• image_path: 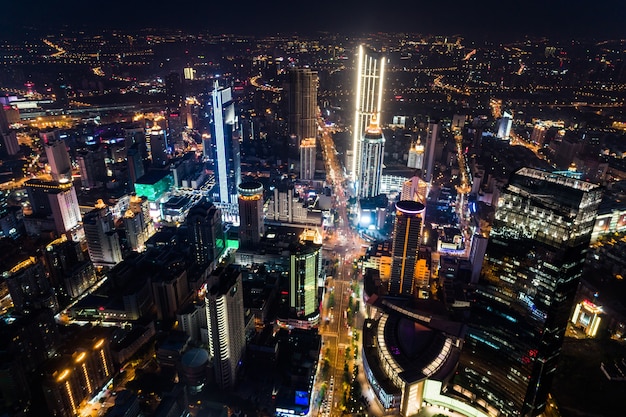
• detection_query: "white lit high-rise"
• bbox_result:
[211,80,241,208]
[357,116,385,199]
[352,45,385,185]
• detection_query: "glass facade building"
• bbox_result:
[453,168,602,416]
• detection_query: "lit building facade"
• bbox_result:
[42,336,113,417]
[453,168,602,417]
[205,265,246,389]
[358,117,385,199]
[147,124,169,167]
[288,242,322,328]
[211,81,241,207]
[25,179,82,236]
[300,138,316,181]
[83,206,123,268]
[389,201,425,296]
[237,181,265,250]
[3,256,59,314]
[407,140,424,170]
[423,121,439,183]
[43,133,72,182]
[352,45,385,182]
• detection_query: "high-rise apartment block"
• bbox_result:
[205,265,245,389]
[352,45,385,182]
[389,201,425,296]
[83,206,123,268]
[3,257,59,314]
[289,241,322,326]
[453,168,602,416]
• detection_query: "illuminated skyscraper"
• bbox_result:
[4,257,59,314]
[237,181,264,250]
[289,241,322,326]
[357,116,385,199]
[453,168,602,417]
[352,45,385,182]
[211,81,241,207]
[287,68,318,143]
[25,179,81,236]
[389,201,425,296]
[407,139,424,170]
[299,138,316,181]
[205,265,245,389]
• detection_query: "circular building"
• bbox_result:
[180,348,210,393]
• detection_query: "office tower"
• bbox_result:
[4,256,59,313]
[287,68,318,142]
[300,138,316,180]
[150,260,189,321]
[183,67,196,80]
[389,201,425,296]
[497,110,513,139]
[44,235,97,303]
[83,206,123,267]
[205,265,245,389]
[123,124,148,158]
[76,147,107,189]
[25,179,82,236]
[0,104,19,157]
[147,124,169,167]
[358,116,385,199]
[211,81,241,207]
[401,175,429,204]
[237,181,264,250]
[454,168,602,417]
[423,121,439,183]
[43,133,72,182]
[352,45,385,181]
[289,242,322,323]
[186,199,225,266]
[127,144,145,187]
[407,139,424,170]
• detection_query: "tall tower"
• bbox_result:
[211,81,241,207]
[186,199,225,266]
[357,116,385,199]
[352,45,385,181]
[289,241,322,322]
[454,168,602,417]
[205,265,245,389]
[43,133,72,182]
[287,68,318,142]
[76,147,107,189]
[423,121,439,183]
[237,181,264,250]
[83,205,123,268]
[147,124,168,167]
[299,138,316,181]
[389,201,425,296]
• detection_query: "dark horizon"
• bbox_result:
[1,0,626,40]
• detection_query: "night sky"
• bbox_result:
[1,0,625,39]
